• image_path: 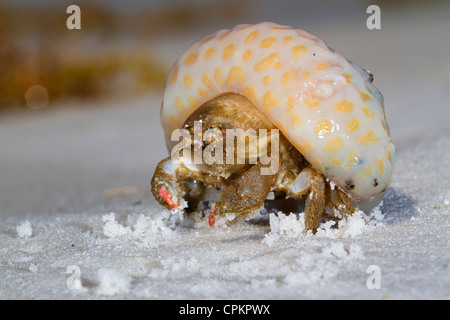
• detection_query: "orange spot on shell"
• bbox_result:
[254,52,279,72]
[263,91,279,111]
[263,76,272,85]
[305,97,319,108]
[184,52,198,65]
[335,99,354,112]
[260,37,276,48]
[358,130,380,144]
[361,166,373,179]
[329,157,341,166]
[325,138,343,153]
[376,158,384,176]
[315,119,333,136]
[198,87,208,99]
[387,149,392,162]
[184,75,193,88]
[242,49,252,61]
[214,68,223,87]
[292,45,307,58]
[316,62,329,70]
[342,73,352,84]
[301,71,311,79]
[285,96,295,114]
[360,91,372,102]
[169,67,178,85]
[226,66,245,88]
[174,97,189,116]
[347,118,360,132]
[291,113,301,129]
[343,151,360,168]
[202,74,213,90]
[222,43,235,60]
[362,107,374,118]
[242,85,257,101]
[283,36,293,42]
[204,48,215,59]
[281,69,297,86]
[188,96,198,108]
[245,31,258,43]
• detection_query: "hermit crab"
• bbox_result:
[151,22,395,232]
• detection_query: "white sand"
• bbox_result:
[16,221,33,239]
[0,2,449,299]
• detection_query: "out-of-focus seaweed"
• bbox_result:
[0,1,248,112]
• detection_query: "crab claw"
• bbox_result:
[152,156,208,214]
[151,157,184,212]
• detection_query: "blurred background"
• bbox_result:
[1,0,447,113]
[0,0,449,218]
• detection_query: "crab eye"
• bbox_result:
[367,71,374,83]
[350,61,374,83]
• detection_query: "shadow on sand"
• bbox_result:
[246,187,416,227]
[380,187,416,223]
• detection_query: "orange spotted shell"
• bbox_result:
[160,22,395,209]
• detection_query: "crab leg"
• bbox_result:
[304,171,326,233]
[209,162,277,226]
[329,186,356,218]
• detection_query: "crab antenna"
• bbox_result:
[157,188,179,209]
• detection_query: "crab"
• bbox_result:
[151,22,395,232]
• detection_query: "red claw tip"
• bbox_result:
[157,188,179,209]
[208,207,215,227]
